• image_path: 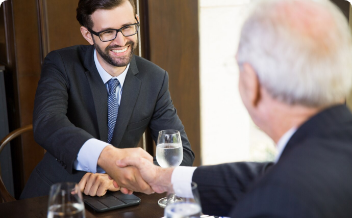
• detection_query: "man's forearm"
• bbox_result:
[97,145,116,171]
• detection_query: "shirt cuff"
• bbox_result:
[73,138,109,173]
[171,166,197,198]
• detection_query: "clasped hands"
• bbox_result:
[79,145,173,197]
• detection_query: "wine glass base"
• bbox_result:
[158,197,168,208]
[158,195,183,208]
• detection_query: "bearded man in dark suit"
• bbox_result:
[117,0,352,217]
[20,0,194,199]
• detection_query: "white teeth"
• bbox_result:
[112,47,128,53]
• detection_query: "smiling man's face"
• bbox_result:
[90,0,138,69]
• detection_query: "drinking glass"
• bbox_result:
[47,182,85,218]
[156,129,183,207]
[164,182,202,218]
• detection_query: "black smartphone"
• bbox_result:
[83,191,141,212]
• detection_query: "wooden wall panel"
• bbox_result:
[2,0,89,198]
[39,0,88,56]
[0,3,19,197]
[8,0,43,197]
[0,6,6,63]
[331,0,350,20]
[147,0,201,166]
[12,0,42,196]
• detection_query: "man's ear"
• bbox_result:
[135,14,140,22]
[242,63,261,108]
[80,26,94,45]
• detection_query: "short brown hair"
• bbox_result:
[76,0,136,29]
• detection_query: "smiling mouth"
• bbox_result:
[111,46,128,54]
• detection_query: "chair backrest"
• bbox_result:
[0,124,33,203]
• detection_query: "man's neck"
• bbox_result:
[261,99,323,144]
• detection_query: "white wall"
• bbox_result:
[200,0,276,165]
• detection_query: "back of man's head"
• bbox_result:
[76,0,136,29]
[237,0,352,107]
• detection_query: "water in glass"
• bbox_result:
[47,203,84,218]
[164,182,202,218]
[156,143,183,168]
[164,202,202,218]
[47,182,85,218]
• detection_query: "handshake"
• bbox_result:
[78,145,174,196]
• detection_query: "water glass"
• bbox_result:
[156,129,183,168]
[47,182,85,218]
[156,129,183,207]
[164,182,202,218]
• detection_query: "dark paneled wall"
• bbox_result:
[146,0,200,166]
[0,66,14,197]
[12,0,42,196]
[1,0,88,198]
[0,0,42,198]
[330,0,350,20]
[37,0,88,59]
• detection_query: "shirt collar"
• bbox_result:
[94,49,129,87]
[274,127,296,163]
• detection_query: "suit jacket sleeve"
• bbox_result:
[148,71,195,166]
[33,51,93,174]
[230,181,310,218]
[193,162,274,216]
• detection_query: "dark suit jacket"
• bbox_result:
[193,104,352,218]
[21,45,194,199]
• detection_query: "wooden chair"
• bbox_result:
[0,124,33,203]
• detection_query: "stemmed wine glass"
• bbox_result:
[156,129,183,208]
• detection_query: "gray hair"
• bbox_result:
[237,0,352,107]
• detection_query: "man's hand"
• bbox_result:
[116,156,174,194]
[109,175,133,195]
[97,146,154,194]
[78,173,120,196]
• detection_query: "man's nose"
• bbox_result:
[111,31,126,45]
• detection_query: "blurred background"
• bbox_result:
[0,0,350,199]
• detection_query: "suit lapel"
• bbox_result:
[83,46,108,142]
[111,56,141,147]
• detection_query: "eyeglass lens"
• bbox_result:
[100,25,138,41]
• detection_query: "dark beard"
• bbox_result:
[94,40,136,67]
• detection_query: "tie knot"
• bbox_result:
[107,79,120,96]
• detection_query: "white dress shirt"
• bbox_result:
[172,128,297,198]
[274,127,296,163]
[73,49,129,173]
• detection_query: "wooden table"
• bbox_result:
[0,193,165,217]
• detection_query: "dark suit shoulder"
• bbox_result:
[232,177,311,218]
[134,55,166,76]
[44,45,90,65]
[49,44,90,54]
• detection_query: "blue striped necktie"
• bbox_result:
[107,78,120,143]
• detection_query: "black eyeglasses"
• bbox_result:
[88,19,139,42]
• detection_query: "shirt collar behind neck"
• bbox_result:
[94,49,129,87]
[274,127,297,163]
